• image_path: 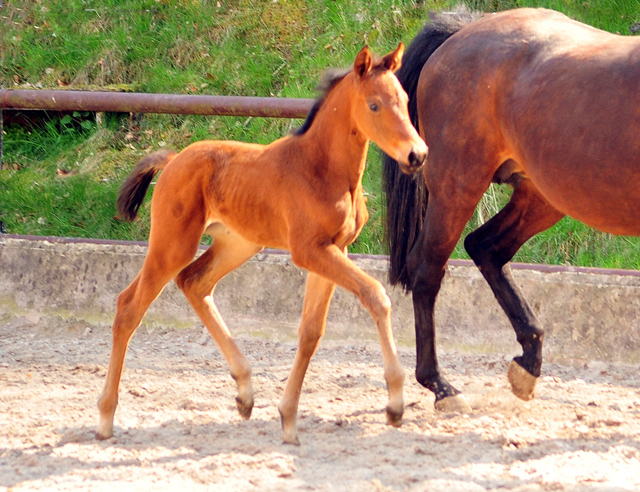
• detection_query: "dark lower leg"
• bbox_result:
[464,180,563,394]
[407,194,484,408]
[412,279,461,401]
[479,263,544,376]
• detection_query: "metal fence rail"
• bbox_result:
[0,89,316,165]
[0,89,314,118]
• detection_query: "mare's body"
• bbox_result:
[383,8,640,409]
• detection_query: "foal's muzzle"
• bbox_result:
[400,147,427,174]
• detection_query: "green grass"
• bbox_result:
[2,0,640,268]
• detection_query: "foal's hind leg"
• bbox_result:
[464,178,564,400]
[278,272,336,445]
[97,242,198,439]
[175,228,262,419]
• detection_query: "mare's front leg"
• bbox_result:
[278,272,336,445]
[407,189,482,412]
[464,178,564,400]
[292,244,405,427]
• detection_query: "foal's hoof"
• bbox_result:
[435,394,471,414]
[386,405,404,427]
[279,411,301,445]
[96,419,114,440]
[235,396,254,420]
[282,432,301,446]
[95,430,112,441]
[508,360,537,401]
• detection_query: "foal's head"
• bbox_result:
[351,44,427,173]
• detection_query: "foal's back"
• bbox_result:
[151,137,301,251]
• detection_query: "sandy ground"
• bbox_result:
[1,319,639,491]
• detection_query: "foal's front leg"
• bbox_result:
[278,272,336,445]
[291,244,405,428]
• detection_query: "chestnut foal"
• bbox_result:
[97,44,427,445]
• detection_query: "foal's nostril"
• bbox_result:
[408,150,426,169]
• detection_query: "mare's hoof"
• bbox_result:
[434,394,471,414]
[508,360,537,401]
[235,396,254,420]
[386,405,404,427]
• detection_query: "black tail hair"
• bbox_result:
[117,149,177,222]
[382,7,480,290]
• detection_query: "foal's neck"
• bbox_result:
[301,73,369,186]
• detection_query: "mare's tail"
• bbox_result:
[117,149,178,222]
[382,7,480,291]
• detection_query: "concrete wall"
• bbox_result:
[1,235,639,364]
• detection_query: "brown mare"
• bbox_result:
[383,8,640,411]
[97,45,427,445]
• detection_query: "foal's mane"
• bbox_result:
[292,68,350,136]
[292,54,386,136]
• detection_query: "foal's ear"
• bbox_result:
[354,46,373,78]
[382,43,404,72]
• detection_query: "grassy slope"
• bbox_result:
[1,0,640,267]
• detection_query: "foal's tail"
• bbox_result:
[117,149,178,222]
[382,7,479,290]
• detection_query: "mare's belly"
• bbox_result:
[534,179,640,236]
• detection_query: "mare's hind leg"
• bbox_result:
[278,272,336,445]
[97,240,200,439]
[464,178,564,400]
[175,227,262,419]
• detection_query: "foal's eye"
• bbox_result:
[368,102,380,112]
